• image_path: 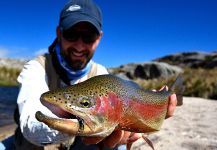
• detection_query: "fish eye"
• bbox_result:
[77,96,94,108]
[79,99,91,108]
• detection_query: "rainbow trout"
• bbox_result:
[36,74,183,147]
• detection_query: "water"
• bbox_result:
[0,86,19,126]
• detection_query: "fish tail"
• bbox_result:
[169,75,185,106]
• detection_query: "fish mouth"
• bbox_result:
[35,110,90,135]
[38,97,90,135]
[76,116,85,132]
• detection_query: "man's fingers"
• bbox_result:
[127,133,142,143]
[159,85,168,91]
[103,130,124,148]
[152,85,168,92]
[166,94,177,119]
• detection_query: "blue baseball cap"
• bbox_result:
[59,0,102,33]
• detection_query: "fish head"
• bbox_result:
[38,82,121,137]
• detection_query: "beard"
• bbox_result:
[62,48,94,71]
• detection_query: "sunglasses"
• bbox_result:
[62,29,99,44]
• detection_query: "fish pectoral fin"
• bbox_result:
[142,135,155,150]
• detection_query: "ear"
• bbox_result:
[56,26,61,41]
[97,31,103,41]
[99,31,103,39]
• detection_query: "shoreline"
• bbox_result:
[0,123,17,141]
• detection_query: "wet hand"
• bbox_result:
[166,93,177,118]
[82,130,142,148]
[157,86,177,119]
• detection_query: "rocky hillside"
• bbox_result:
[154,51,217,69]
[108,51,217,100]
[109,51,217,80]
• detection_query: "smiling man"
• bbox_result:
[57,22,102,71]
[14,0,178,150]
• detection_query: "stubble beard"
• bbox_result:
[63,49,93,71]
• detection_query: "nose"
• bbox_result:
[73,37,86,52]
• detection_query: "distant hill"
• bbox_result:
[0,58,26,70]
[154,51,217,69]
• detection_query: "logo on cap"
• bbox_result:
[66,5,81,12]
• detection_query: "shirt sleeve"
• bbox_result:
[17,60,74,146]
[95,63,109,75]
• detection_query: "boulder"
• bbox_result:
[108,62,182,80]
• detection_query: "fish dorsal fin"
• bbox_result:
[169,75,185,106]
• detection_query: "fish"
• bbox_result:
[35,74,183,149]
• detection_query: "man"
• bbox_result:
[15,0,177,149]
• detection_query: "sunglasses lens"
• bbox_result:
[62,30,79,42]
[82,32,98,43]
[62,30,99,44]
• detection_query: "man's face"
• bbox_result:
[57,22,102,70]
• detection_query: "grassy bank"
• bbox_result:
[0,67,21,86]
[136,67,217,100]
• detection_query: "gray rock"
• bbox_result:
[108,62,182,80]
[134,62,182,79]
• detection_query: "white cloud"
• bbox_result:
[34,48,48,56]
[0,46,48,59]
[0,47,9,58]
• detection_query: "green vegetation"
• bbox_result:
[135,67,217,100]
[0,67,21,86]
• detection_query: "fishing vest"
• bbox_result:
[35,53,98,90]
[14,53,98,150]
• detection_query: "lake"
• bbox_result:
[0,86,19,126]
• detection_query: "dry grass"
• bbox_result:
[135,67,217,100]
[0,67,21,86]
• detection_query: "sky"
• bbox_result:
[0,0,217,68]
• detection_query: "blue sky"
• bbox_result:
[0,0,216,68]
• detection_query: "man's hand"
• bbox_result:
[157,86,178,118]
[82,130,142,148]
[166,93,177,118]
